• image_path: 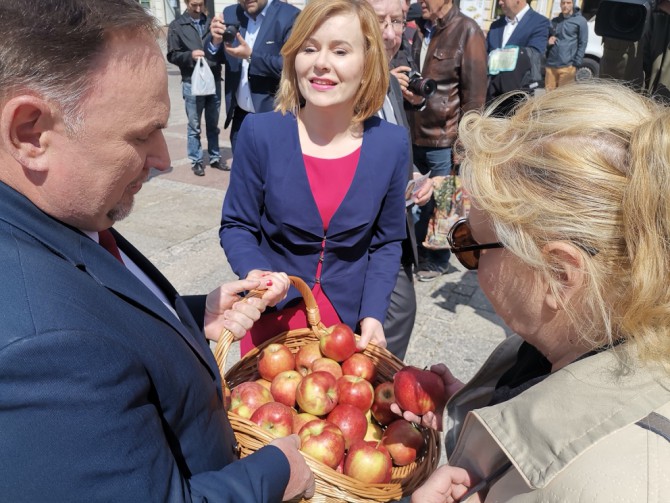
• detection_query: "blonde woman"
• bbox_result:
[406,81,670,502]
[219,0,409,355]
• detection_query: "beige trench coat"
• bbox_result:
[444,335,670,502]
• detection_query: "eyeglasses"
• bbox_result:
[447,218,504,270]
[379,18,406,33]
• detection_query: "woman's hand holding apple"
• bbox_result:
[390,364,464,431]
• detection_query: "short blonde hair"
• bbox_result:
[275,0,389,124]
[457,81,670,370]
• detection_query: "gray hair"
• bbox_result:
[0,0,159,133]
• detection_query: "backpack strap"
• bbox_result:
[636,412,670,443]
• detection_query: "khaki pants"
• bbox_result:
[545,66,577,90]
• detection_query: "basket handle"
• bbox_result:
[213,275,325,386]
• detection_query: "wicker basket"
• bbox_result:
[213,276,441,503]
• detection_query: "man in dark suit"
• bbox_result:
[0,1,314,501]
[486,0,550,100]
[207,0,300,154]
[368,0,434,359]
[167,0,225,176]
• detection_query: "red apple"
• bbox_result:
[341,353,377,382]
[371,381,396,426]
[295,371,339,416]
[310,357,343,380]
[336,375,374,413]
[257,343,296,381]
[298,419,345,469]
[327,404,368,449]
[255,378,272,391]
[381,419,425,466]
[295,342,323,376]
[344,440,393,484]
[364,422,383,442]
[320,323,357,362]
[393,366,446,416]
[270,370,303,408]
[229,381,273,419]
[250,402,294,438]
[293,412,319,434]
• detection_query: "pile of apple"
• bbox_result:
[227,323,445,485]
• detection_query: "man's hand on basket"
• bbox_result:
[203,279,268,342]
[270,434,316,501]
[390,364,464,431]
[357,317,386,351]
[245,269,291,307]
[410,464,479,503]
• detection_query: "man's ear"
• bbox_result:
[542,241,585,311]
[0,95,56,172]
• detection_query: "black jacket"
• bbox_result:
[167,12,221,83]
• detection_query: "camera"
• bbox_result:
[222,24,239,44]
[407,70,437,98]
[593,0,654,41]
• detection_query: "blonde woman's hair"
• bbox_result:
[457,80,670,371]
[274,0,389,124]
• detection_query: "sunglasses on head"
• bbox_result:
[447,218,504,270]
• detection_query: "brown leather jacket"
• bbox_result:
[408,5,487,148]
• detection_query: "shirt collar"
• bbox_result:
[506,3,530,24]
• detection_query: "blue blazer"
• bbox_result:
[486,9,550,55]
[207,1,300,128]
[0,181,289,502]
[220,112,409,329]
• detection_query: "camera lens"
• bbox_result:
[408,75,437,98]
[222,25,238,44]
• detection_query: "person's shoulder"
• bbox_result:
[455,9,485,31]
[528,9,551,24]
[367,117,408,142]
[273,0,301,17]
[244,111,296,135]
[489,16,506,29]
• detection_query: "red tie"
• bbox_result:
[98,229,124,264]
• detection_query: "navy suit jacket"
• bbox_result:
[388,75,419,268]
[220,112,409,329]
[207,1,299,127]
[0,181,289,502]
[486,9,550,55]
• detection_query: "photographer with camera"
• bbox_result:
[167,0,223,177]
[207,0,300,154]
[401,0,487,282]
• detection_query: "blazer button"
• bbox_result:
[232,441,241,458]
[315,277,321,284]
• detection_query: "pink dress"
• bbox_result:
[240,147,362,356]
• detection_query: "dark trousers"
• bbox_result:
[230,106,250,155]
[383,264,416,360]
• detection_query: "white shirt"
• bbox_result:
[86,231,180,320]
[501,4,530,48]
[236,0,274,113]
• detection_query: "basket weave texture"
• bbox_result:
[214,276,441,503]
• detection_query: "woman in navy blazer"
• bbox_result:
[220,0,409,353]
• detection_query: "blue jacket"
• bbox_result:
[207,1,300,128]
[220,111,409,329]
[0,181,289,502]
[546,8,588,68]
[486,8,550,55]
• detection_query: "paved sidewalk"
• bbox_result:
[116,56,510,390]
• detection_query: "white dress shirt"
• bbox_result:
[502,4,530,48]
[236,0,274,113]
[86,231,180,320]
